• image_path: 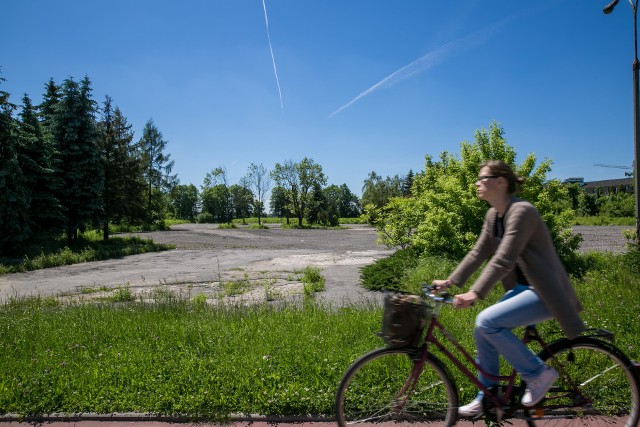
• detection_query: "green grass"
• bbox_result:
[0,296,380,419]
[300,266,326,296]
[572,216,635,226]
[0,252,637,419]
[0,233,174,275]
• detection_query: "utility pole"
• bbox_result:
[603,0,640,246]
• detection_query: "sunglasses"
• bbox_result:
[477,175,500,181]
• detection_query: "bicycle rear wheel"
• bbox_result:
[533,337,640,427]
[335,347,458,427]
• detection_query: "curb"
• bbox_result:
[0,413,336,424]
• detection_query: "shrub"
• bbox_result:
[360,248,420,291]
[373,121,581,265]
[196,212,215,224]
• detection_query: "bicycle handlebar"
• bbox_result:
[421,283,455,304]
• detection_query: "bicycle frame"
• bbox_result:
[416,308,551,415]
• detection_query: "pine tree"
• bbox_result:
[402,169,414,197]
[39,79,61,140]
[97,97,145,238]
[18,94,63,238]
[0,78,31,253]
[52,76,104,242]
[138,119,178,223]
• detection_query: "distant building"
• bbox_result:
[582,178,633,195]
[562,177,585,186]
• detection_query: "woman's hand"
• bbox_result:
[453,290,478,309]
[432,279,453,291]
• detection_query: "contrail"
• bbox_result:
[262,0,283,110]
[327,20,509,118]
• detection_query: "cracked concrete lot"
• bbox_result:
[0,223,393,305]
[0,223,630,305]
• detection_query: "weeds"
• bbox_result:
[1,252,636,419]
[0,234,174,275]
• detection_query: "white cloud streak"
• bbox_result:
[327,20,510,118]
[262,0,284,110]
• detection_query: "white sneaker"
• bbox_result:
[458,398,483,417]
[522,366,559,407]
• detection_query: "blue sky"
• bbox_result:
[2,0,635,196]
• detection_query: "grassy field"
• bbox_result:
[0,251,638,419]
[572,216,635,226]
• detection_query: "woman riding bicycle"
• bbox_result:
[433,160,585,417]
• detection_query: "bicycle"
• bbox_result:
[335,284,640,426]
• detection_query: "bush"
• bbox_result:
[196,212,215,224]
[360,248,420,291]
[373,121,581,265]
[218,222,237,229]
[598,192,635,218]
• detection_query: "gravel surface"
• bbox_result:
[0,224,631,304]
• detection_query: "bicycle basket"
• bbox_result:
[379,292,430,348]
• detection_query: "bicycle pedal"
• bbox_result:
[531,408,544,418]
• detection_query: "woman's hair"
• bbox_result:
[480,160,525,194]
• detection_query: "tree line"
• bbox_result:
[2,72,418,256]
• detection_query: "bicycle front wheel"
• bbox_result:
[535,337,640,427]
[335,347,458,427]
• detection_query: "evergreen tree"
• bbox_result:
[402,170,414,197]
[139,119,178,223]
[52,76,104,242]
[18,94,63,238]
[306,183,328,225]
[0,78,31,253]
[39,79,61,140]
[97,97,146,237]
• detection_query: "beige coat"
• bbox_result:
[448,198,585,339]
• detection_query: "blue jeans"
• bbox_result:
[473,284,552,400]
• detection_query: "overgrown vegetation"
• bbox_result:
[0,232,174,275]
[368,121,587,268]
[572,216,635,226]
[300,266,326,296]
[0,250,637,419]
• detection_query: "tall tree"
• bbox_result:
[337,183,361,217]
[97,97,146,238]
[307,183,331,225]
[229,182,253,223]
[52,76,104,242]
[138,119,178,223]
[271,160,298,224]
[270,185,291,223]
[272,158,326,226]
[0,77,31,253]
[201,167,231,222]
[402,170,414,197]
[39,79,61,138]
[170,184,199,221]
[246,162,271,225]
[18,94,63,238]
[201,184,231,223]
[361,171,403,210]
